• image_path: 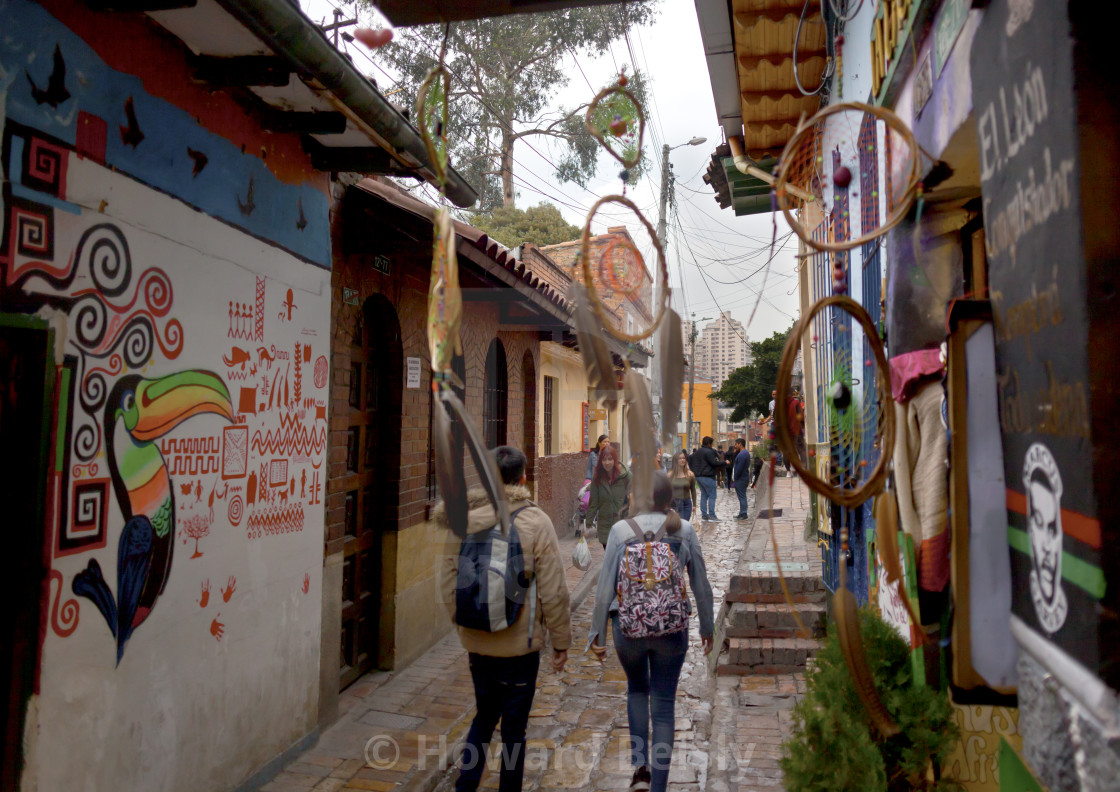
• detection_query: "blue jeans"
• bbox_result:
[734,480,749,517]
[696,476,717,519]
[673,498,692,521]
[456,652,539,792]
[611,616,688,792]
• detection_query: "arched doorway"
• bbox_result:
[521,351,536,486]
[483,339,507,449]
[340,294,401,688]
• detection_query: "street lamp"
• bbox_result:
[686,313,712,449]
[652,135,709,440]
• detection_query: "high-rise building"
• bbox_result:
[697,311,750,389]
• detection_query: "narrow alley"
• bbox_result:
[263,476,814,792]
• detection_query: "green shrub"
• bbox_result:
[780,606,960,791]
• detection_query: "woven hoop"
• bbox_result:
[774,102,922,253]
[579,195,669,344]
[774,295,895,508]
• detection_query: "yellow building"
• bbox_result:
[679,377,719,451]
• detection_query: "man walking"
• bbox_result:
[788,387,807,473]
[688,436,726,521]
[438,446,571,792]
[731,438,750,520]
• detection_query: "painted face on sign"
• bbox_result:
[1023,442,1068,634]
[1028,475,1062,605]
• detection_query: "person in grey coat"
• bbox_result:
[587,472,714,792]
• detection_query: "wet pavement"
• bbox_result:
[264,477,815,792]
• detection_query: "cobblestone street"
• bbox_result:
[265,476,815,792]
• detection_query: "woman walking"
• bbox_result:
[587,472,714,792]
[669,451,697,522]
[586,444,631,548]
[585,434,610,481]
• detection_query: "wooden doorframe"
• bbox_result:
[0,315,54,792]
[521,351,536,485]
[338,296,401,689]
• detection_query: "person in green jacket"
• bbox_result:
[587,444,632,548]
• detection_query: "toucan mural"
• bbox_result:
[73,371,234,662]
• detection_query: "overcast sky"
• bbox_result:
[301,0,801,345]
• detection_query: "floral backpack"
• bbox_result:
[616,518,689,638]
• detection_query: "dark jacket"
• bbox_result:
[688,445,726,477]
[733,448,751,482]
[587,465,632,545]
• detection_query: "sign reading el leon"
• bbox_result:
[971,0,1104,681]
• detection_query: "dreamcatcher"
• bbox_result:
[765,102,934,736]
[421,40,509,539]
[569,75,684,515]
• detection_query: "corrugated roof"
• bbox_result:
[730,0,828,157]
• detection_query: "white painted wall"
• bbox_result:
[22,155,329,791]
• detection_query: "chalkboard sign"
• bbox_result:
[971,0,1103,682]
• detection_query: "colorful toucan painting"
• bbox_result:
[73,370,234,664]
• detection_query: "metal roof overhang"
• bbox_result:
[696,0,830,215]
[91,0,477,207]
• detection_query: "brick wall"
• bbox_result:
[535,452,590,539]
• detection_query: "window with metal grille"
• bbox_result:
[483,339,508,449]
[543,375,556,456]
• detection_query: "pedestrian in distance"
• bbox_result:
[723,443,737,490]
[586,434,610,481]
[669,450,697,521]
[437,446,572,792]
[687,436,726,521]
[750,439,767,488]
[731,438,750,519]
[587,472,715,792]
[788,387,807,474]
[587,444,632,548]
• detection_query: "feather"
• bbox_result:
[624,368,656,514]
[432,393,468,538]
[569,283,618,411]
[442,390,510,535]
[659,309,684,447]
[835,584,900,737]
[428,208,463,382]
[874,491,925,642]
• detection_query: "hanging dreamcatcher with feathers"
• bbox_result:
[569,74,684,516]
[766,102,937,737]
[421,42,509,539]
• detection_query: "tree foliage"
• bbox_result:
[710,325,793,422]
[470,202,580,248]
[780,607,961,792]
[368,4,658,211]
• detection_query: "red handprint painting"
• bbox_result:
[221,576,236,603]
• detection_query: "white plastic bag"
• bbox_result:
[571,530,592,571]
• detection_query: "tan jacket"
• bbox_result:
[435,484,572,656]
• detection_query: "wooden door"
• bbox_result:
[339,303,397,688]
[1,320,51,791]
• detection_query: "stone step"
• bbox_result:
[726,569,828,603]
[715,637,822,676]
[724,601,827,639]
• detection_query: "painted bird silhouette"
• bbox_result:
[296,196,307,231]
[26,44,70,108]
[237,177,256,216]
[120,96,144,148]
[187,147,208,176]
[73,370,233,664]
